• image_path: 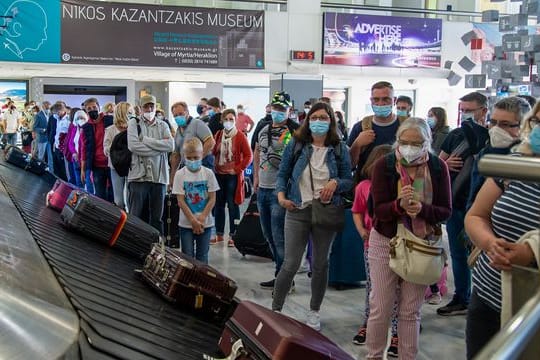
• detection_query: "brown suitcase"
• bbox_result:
[217,301,354,360]
[142,244,237,318]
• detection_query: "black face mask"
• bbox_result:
[88,110,99,120]
[196,104,205,116]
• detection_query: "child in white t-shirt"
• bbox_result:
[172,138,219,264]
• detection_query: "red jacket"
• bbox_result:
[213,130,252,175]
[89,114,108,169]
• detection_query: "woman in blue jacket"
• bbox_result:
[271,101,352,331]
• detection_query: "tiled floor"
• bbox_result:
[208,231,467,360]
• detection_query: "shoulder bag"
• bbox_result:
[308,153,345,232]
[389,223,446,285]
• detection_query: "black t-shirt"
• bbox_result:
[208,112,223,135]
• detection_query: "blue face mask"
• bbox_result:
[207,109,215,117]
[309,120,330,136]
[185,159,202,172]
[175,115,187,127]
[372,104,393,118]
[426,116,436,128]
[396,109,408,117]
[529,126,540,154]
[271,110,287,123]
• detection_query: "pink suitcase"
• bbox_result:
[46,180,78,211]
[217,301,354,360]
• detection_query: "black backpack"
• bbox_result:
[110,120,140,177]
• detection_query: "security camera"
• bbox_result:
[408,79,417,85]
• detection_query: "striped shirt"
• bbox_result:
[472,180,540,311]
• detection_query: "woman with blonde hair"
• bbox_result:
[103,102,131,209]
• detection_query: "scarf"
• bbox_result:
[218,126,238,166]
[395,149,433,239]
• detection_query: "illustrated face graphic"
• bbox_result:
[1,1,48,59]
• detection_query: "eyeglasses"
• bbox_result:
[529,116,540,126]
[398,140,424,147]
[490,119,520,129]
[370,97,393,104]
[310,116,330,121]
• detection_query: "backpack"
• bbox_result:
[110,120,141,177]
[367,152,442,218]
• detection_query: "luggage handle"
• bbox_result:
[203,339,247,360]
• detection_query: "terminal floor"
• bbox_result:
[208,226,467,360]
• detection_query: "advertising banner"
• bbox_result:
[0,0,265,69]
[323,12,442,68]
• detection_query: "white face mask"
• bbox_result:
[223,121,235,131]
[489,126,516,149]
[143,111,155,121]
[399,144,425,164]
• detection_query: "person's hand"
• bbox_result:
[279,199,297,211]
[486,238,513,271]
[167,184,172,193]
[446,154,464,172]
[80,170,86,186]
[353,130,376,147]
[503,242,535,268]
[190,218,203,234]
[319,179,337,203]
[253,178,259,192]
[406,200,422,218]
[360,229,370,240]
[72,153,78,162]
[398,184,415,210]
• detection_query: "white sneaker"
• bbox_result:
[306,310,321,331]
[427,292,442,305]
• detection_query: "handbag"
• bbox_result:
[389,223,446,285]
[308,156,345,232]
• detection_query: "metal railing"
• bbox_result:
[475,154,540,360]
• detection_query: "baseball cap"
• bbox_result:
[271,91,292,109]
[140,95,156,106]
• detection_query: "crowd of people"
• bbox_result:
[2,83,540,359]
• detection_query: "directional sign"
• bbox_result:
[465,74,487,89]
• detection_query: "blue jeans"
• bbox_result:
[180,227,212,264]
[5,133,16,146]
[37,142,47,161]
[93,167,112,201]
[67,160,81,187]
[128,181,166,234]
[257,187,285,276]
[110,168,126,210]
[83,167,95,194]
[215,173,240,236]
[447,208,470,305]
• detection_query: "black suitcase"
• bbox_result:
[60,190,159,259]
[162,193,180,248]
[5,145,28,169]
[5,145,47,175]
[232,193,273,259]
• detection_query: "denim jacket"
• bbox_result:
[276,138,353,207]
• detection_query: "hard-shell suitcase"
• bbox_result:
[5,145,29,169]
[218,301,354,360]
[5,145,47,175]
[46,179,78,211]
[142,244,237,318]
[61,190,159,259]
[232,194,273,260]
[329,209,366,289]
[162,193,180,248]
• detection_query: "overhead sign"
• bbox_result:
[0,0,265,69]
[322,12,442,68]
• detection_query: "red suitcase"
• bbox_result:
[218,301,354,360]
[142,244,237,318]
[46,179,78,211]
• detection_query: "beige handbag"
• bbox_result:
[389,224,446,285]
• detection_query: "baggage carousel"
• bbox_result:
[0,157,224,359]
